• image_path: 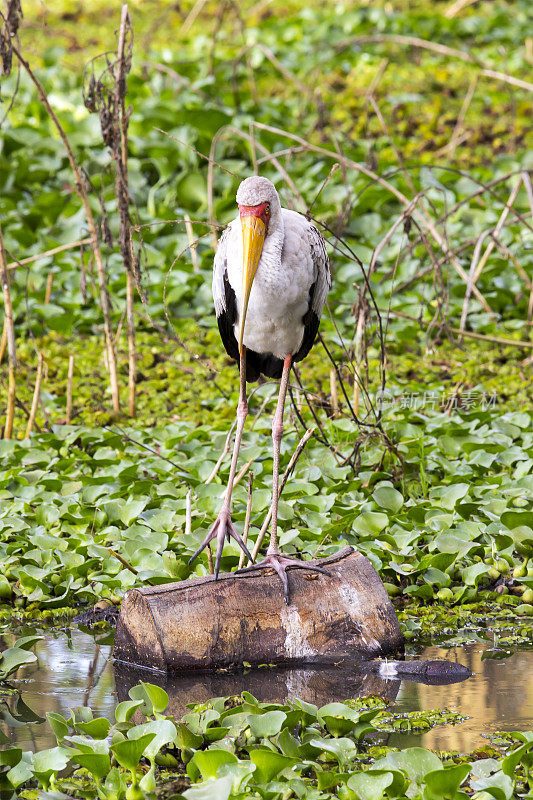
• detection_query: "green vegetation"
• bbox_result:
[1,683,531,800]
[1,0,532,796]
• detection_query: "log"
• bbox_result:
[113,546,403,672]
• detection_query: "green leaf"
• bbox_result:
[128,682,169,715]
[115,700,144,723]
[119,499,148,526]
[0,647,37,679]
[176,722,203,751]
[76,717,111,739]
[46,712,69,742]
[0,748,22,769]
[375,748,442,784]
[307,737,357,767]
[423,764,471,800]
[188,749,238,781]
[347,769,394,800]
[129,719,177,761]
[32,746,71,787]
[247,710,287,738]
[73,752,111,781]
[248,749,298,783]
[183,775,233,800]
[111,733,156,771]
[471,769,514,800]
[373,485,404,513]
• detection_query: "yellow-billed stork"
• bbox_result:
[189,176,331,603]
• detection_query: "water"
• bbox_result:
[1,624,532,753]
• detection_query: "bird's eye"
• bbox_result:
[266,203,270,214]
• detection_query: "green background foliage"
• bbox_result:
[0,0,532,796]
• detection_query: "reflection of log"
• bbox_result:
[114,661,401,720]
[114,547,403,672]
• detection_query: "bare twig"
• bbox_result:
[107,548,138,575]
[238,471,254,569]
[0,220,16,438]
[185,488,192,536]
[389,308,533,349]
[250,121,493,313]
[446,75,478,157]
[205,420,237,483]
[250,427,315,562]
[459,176,523,340]
[66,355,74,424]
[12,44,121,413]
[0,320,6,364]
[445,0,479,17]
[184,214,199,271]
[336,34,533,92]
[44,272,53,304]
[25,352,44,438]
[113,4,136,417]
[329,368,339,418]
[521,172,533,325]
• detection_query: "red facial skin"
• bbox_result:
[238,202,271,231]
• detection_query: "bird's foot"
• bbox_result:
[188,510,253,579]
[235,552,331,605]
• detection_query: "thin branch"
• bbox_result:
[12,44,121,413]
[6,238,92,271]
[250,427,315,562]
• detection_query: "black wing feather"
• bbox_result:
[216,271,283,382]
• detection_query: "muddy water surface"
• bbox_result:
[1,624,532,753]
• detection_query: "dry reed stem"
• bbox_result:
[238,471,254,569]
[66,355,74,424]
[329,368,339,418]
[107,548,138,575]
[0,320,6,364]
[250,427,315,562]
[250,121,493,313]
[390,308,533,349]
[231,454,255,492]
[520,172,533,326]
[185,488,192,536]
[181,0,207,34]
[126,271,136,417]
[6,238,92,272]
[184,214,199,271]
[445,0,479,18]
[472,177,523,283]
[12,45,121,413]
[459,176,523,339]
[0,220,16,439]
[114,4,136,419]
[445,75,478,157]
[205,420,237,484]
[353,304,366,416]
[25,352,44,438]
[44,272,53,304]
[336,35,533,93]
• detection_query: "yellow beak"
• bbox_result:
[238,215,266,353]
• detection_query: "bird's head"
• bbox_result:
[236,176,280,353]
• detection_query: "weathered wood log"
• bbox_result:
[114,546,403,672]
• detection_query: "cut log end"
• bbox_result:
[113,546,403,673]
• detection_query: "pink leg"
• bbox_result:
[189,347,253,577]
[236,354,330,603]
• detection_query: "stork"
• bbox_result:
[189,176,331,603]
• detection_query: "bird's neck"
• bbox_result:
[263,212,284,264]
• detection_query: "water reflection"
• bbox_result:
[1,627,532,753]
[1,629,115,751]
